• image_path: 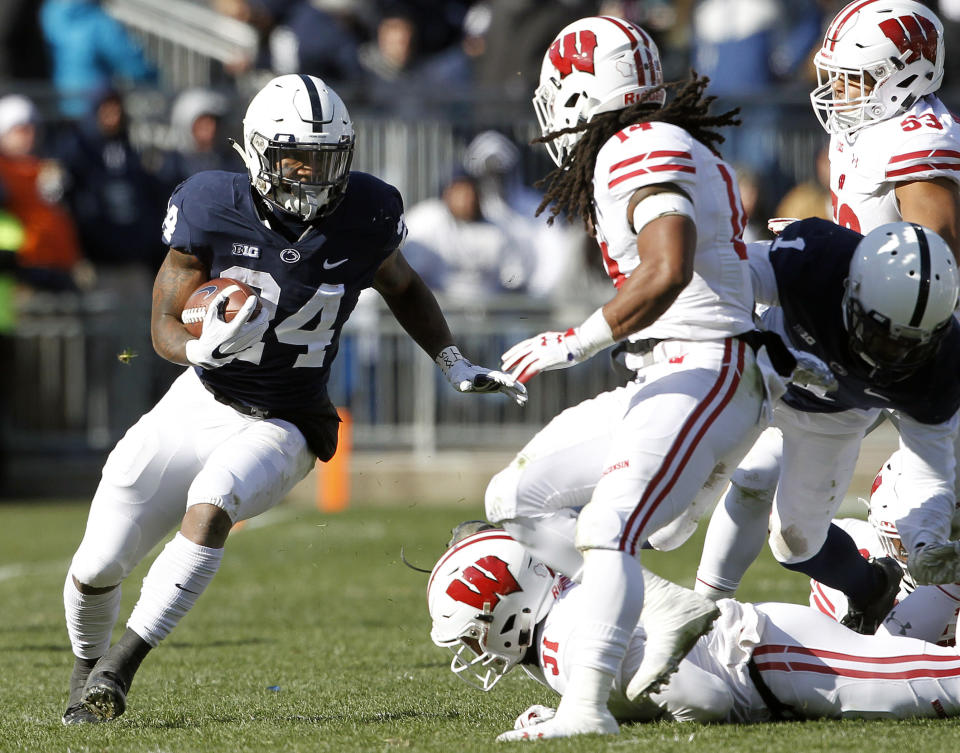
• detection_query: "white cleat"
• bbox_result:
[496,708,618,742]
[626,571,721,701]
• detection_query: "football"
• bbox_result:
[181,277,261,337]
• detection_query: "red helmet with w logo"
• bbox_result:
[533,16,666,166]
[427,528,557,690]
[811,0,944,134]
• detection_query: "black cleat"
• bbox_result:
[841,556,903,634]
[79,628,152,722]
[81,670,128,721]
[62,655,100,725]
[62,703,101,725]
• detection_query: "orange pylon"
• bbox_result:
[317,408,352,512]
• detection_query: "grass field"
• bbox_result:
[2,497,959,753]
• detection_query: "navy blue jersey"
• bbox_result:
[768,218,960,424]
[161,170,404,411]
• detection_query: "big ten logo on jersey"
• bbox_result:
[232,243,261,259]
[548,30,597,77]
[445,556,521,610]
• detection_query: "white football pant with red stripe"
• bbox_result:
[750,601,960,720]
[486,336,765,569]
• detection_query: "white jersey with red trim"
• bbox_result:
[829,95,960,234]
[592,121,755,345]
[809,517,960,646]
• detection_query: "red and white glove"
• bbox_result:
[501,308,614,383]
[513,704,557,730]
[185,289,269,369]
[436,346,528,406]
[766,217,799,236]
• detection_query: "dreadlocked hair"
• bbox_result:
[534,72,741,232]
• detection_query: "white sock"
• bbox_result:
[556,549,641,715]
[695,481,772,599]
[126,533,224,647]
[63,575,121,659]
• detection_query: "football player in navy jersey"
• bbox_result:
[60,74,526,725]
[695,218,960,633]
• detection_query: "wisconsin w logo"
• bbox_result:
[446,556,522,609]
[879,14,939,64]
[548,30,597,78]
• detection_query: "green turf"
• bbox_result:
[1,499,958,752]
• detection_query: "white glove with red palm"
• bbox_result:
[501,308,615,383]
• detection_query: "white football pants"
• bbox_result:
[69,368,315,587]
[486,337,766,575]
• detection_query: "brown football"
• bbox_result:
[180,277,261,337]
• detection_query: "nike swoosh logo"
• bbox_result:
[323,258,348,269]
[175,583,199,594]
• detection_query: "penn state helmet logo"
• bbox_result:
[280,248,301,263]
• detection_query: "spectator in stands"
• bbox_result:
[733,165,773,243]
[56,88,167,281]
[0,94,84,293]
[56,88,172,423]
[462,130,582,301]
[265,0,367,84]
[690,0,822,190]
[772,144,832,223]
[403,172,523,303]
[157,88,236,193]
[474,0,596,101]
[357,3,477,113]
[40,0,158,118]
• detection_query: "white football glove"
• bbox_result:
[435,346,528,406]
[501,308,615,383]
[513,705,556,730]
[909,541,960,585]
[184,288,269,370]
[501,329,588,383]
[767,217,799,236]
[789,350,838,393]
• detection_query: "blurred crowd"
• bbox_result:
[0,0,959,320]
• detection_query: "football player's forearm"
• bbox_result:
[151,316,193,365]
[150,250,207,365]
[381,276,455,359]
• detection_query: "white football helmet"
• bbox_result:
[867,453,913,589]
[236,74,354,221]
[811,0,944,134]
[427,528,557,691]
[842,222,958,383]
[533,15,666,167]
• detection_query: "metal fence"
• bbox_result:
[4,292,622,462]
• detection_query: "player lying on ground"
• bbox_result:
[428,526,960,738]
[811,451,960,645]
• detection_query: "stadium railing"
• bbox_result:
[4,291,622,459]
